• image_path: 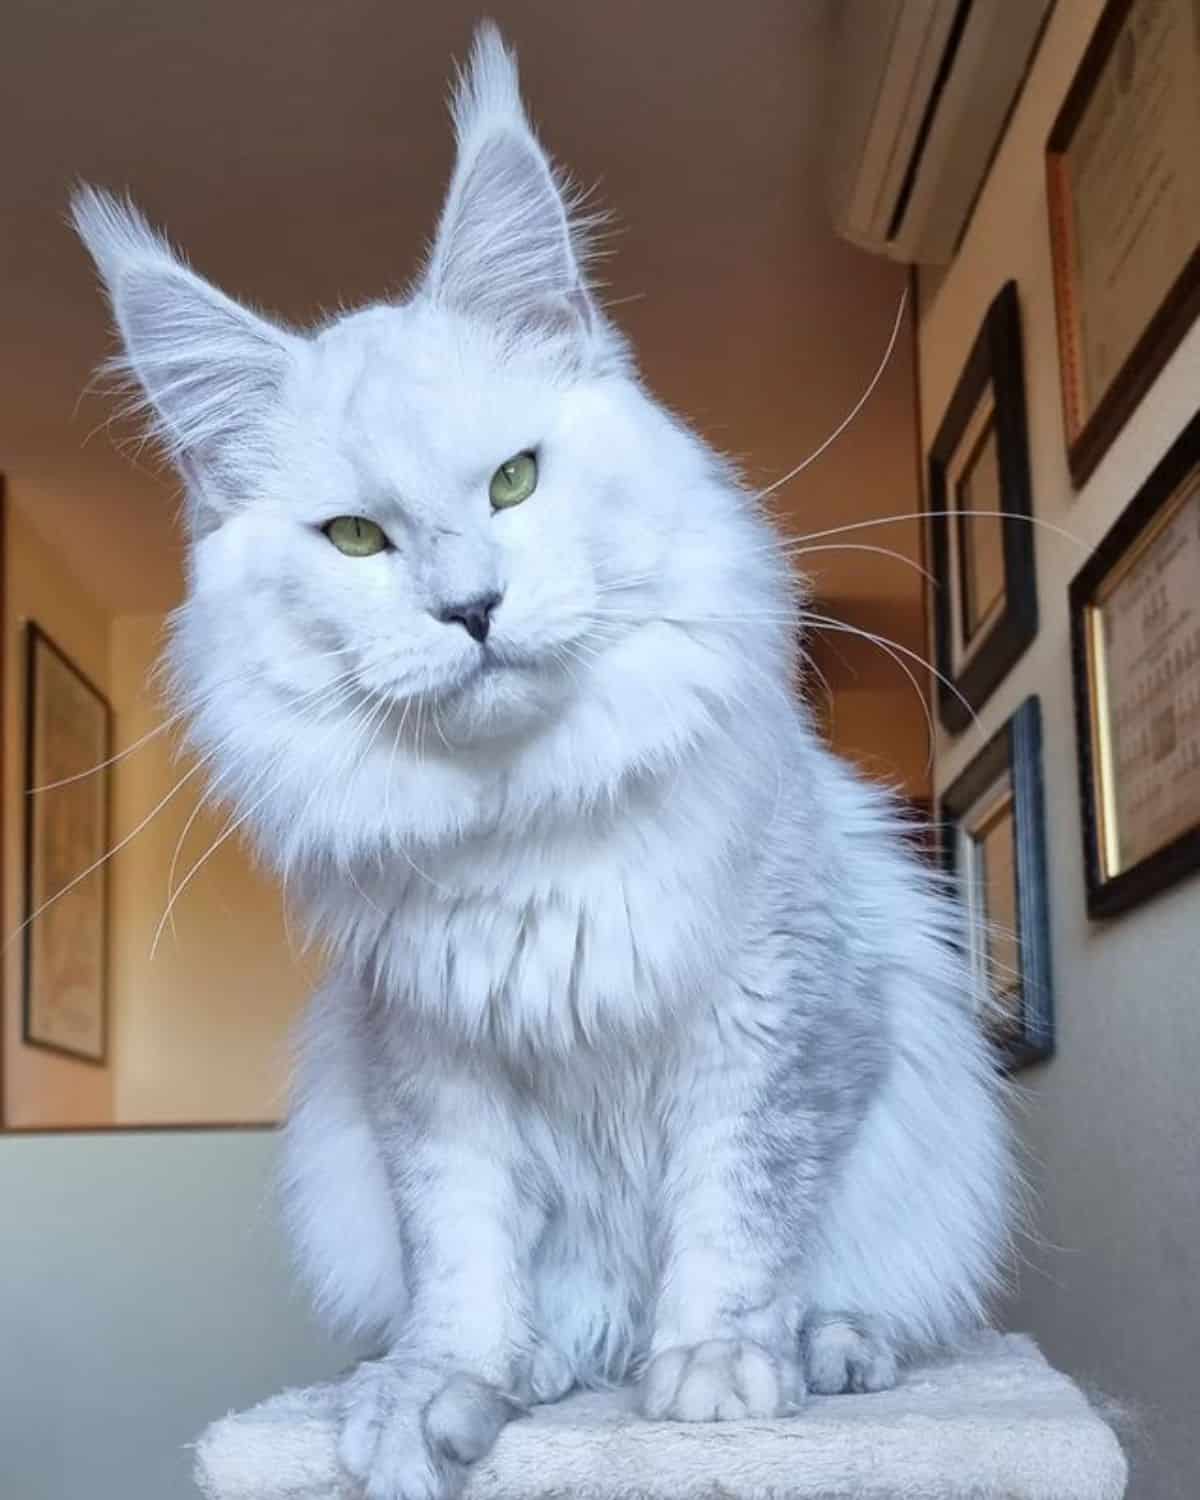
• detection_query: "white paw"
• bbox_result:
[525,1339,575,1404]
[638,1339,803,1422]
[337,1359,519,1500]
[803,1319,898,1395]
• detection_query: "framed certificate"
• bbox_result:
[23,624,111,1063]
[1070,410,1200,918]
[939,697,1054,1072]
[1047,0,1200,487]
[928,282,1038,733]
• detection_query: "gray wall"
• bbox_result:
[918,4,1200,1497]
[0,1131,354,1500]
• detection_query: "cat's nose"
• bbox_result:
[435,591,502,644]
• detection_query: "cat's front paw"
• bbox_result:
[338,1358,520,1500]
[524,1338,575,1405]
[638,1339,803,1422]
[802,1317,898,1395]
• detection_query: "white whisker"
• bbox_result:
[755,285,907,501]
[28,710,185,793]
[788,508,1085,551]
[802,611,981,745]
[5,761,206,953]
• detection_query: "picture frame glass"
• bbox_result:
[952,397,1006,657]
[1047,0,1200,482]
[959,775,1023,1046]
[1085,461,1200,881]
[25,629,110,1062]
[941,698,1052,1069]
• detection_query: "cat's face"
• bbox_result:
[74,25,790,859]
[194,299,664,743]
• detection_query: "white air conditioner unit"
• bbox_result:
[828,0,1054,265]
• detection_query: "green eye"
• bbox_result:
[489,451,538,510]
[323,516,389,557]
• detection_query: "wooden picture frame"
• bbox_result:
[928,281,1037,734]
[1046,0,1200,487]
[22,624,111,1064]
[1069,409,1200,919]
[940,697,1054,1072]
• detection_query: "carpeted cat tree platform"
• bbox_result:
[194,1332,1126,1500]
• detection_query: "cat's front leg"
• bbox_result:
[641,1073,806,1422]
[337,1083,538,1500]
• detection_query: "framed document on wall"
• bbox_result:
[928,282,1038,734]
[1047,0,1200,487]
[939,697,1054,1072]
[1070,410,1200,918]
[23,624,111,1063]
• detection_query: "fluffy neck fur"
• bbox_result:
[165,385,802,1053]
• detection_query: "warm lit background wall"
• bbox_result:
[919,4,1200,1497]
[2,486,115,1125]
[2,496,314,1128]
[108,614,317,1124]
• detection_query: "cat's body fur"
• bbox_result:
[74,25,1010,1500]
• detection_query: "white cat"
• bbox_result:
[75,24,1011,1500]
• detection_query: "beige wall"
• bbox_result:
[918,5,1200,1496]
[774,283,931,800]
[2,487,115,1127]
[806,588,932,800]
[0,1129,352,1500]
[2,495,314,1128]
[108,615,316,1124]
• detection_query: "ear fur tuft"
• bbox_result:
[71,185,298,516]
[423,24,605,352]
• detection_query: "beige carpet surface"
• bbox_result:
[193,1330,1126,1500]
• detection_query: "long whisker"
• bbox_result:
[786,508,1085,551]
[162,672,362,942]
[4,761,207,953]
[755,284,908,501]
[811,618,936,772]
[765,540,933,583]
[28,709,186,793]
[797,645,836,725]
[801,611,981,744]
[150,686,374,957]
[32,642,371,794]
[151,791,271,958]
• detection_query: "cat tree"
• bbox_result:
[194,1331,1126,1500]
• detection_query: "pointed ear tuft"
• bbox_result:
[448,19,526,137]
[71,185,298,514]
[424,24,599,348]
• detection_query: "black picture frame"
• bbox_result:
[928,281,1038,734]
[1069,409,1200,919]
[939,697,1054,1072]
[22,623,112,1065]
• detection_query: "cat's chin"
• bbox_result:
[435,656,572,744]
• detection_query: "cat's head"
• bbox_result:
[74,25,793,867]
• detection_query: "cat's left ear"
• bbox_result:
[424,24,599,351]
[71,186,300,522]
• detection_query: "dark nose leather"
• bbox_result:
[436,592,501,644]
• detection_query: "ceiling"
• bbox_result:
[0,0,919,617]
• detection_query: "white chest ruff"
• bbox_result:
[341,831,731,1050]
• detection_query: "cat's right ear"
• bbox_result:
[423,25,603,357]
[71,186,299,519]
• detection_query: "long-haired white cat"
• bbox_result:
[75,24,1010,1500]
